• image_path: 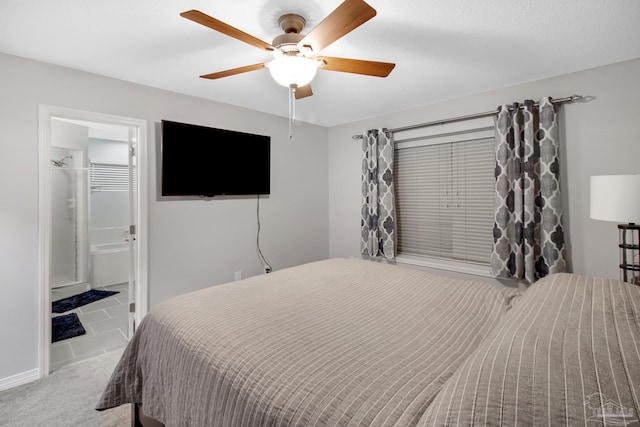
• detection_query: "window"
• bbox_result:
[90,162,135,192]
[393,121,495,266]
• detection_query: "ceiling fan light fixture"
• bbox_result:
[267,56,319,88]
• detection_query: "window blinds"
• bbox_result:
[394,137,494,264]
[90,163,135,192]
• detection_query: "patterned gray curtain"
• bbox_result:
[491,97,566,283]
[361,128,395,259]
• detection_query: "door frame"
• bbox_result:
[37,105,148,377]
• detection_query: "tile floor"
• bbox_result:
[50,283,130,371]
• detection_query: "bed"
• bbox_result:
[96,258,640,426]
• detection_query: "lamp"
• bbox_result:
[266,56,319,88]
[590,174,640,284]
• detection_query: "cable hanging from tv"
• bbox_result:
[257,194,272,273]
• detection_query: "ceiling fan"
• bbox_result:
[180,0,395,100]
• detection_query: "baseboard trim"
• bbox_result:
[0,368,40,392]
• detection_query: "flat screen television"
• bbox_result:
[161,120,270,197]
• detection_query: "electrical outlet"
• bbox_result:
[264,266,272,274]
[235,271,242,281]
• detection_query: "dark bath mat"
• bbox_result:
[52,313,86,343]
[52,289,119,313]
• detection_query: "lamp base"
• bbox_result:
[618,223,640,285]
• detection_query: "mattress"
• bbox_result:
[96,258,521,426]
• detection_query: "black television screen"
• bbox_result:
[161,120,270,197]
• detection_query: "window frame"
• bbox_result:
[392,117,495,277]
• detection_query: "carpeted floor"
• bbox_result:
[0,350,129,426]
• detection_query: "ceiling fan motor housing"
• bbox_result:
[272,33,304,53]
[273,14,307,55]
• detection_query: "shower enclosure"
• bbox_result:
[50,124,90,294]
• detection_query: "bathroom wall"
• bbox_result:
[88,138,130,245]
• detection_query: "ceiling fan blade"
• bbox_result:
[181,10,274,52]
[295,84,313,99]
[297,0,376,54]
[317,57,395,77]
[200,63,267,80]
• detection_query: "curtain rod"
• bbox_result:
[351,94,584,139]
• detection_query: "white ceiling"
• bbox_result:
[1,0,639,127]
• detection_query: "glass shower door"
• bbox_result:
[50,147,89,290]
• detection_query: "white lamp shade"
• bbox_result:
[267,56,319,88]
[590,174,640,223]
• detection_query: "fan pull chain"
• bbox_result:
[288,86,292,138]
[292,88,296,123]
[288,86,297,139]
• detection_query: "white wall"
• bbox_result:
[89,138,128,164]
[329,58,640,281]
[0,52,329,381]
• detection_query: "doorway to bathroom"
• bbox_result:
[38,105,148,377]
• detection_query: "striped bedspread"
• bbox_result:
[97,260,640,426]
[96,258,520,426]
[419,273,640,426]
